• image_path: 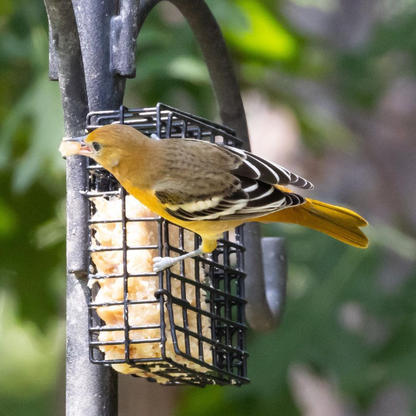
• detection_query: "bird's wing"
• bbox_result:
[160,179,305,222]
[152,139,310,222]
[175,139,314,189]
[221,145,314,190]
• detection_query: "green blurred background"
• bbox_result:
[1,0,416,415]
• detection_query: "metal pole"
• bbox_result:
[245,233,288,332]
[45,0,119,414]
[71,0,126,111]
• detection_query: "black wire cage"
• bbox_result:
[86,104,250,387]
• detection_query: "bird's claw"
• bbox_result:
[153,256,177,272]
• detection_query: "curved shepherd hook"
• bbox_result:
[112,0,287,331]
[46,0,287,413]
[48,11,286,411]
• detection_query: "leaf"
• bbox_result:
[0,74,64,193]
[0,290,64,399]
[367,224,416,261]
[168,56,210,84]
[0,198,17,237]
[224,0,298,62]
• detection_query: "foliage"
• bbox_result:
[1,0,416,415]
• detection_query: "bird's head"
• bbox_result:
[59,124,150,171]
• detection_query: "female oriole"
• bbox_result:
[60,124,368,271]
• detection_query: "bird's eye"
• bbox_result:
[92,142,102,152]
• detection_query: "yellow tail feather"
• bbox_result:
[255,198,369,248]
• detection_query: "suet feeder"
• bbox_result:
[87,104,249,386]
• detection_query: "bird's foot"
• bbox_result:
[153,256,178,272]
[152,247,204,272]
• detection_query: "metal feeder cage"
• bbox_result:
[86,104,249,386]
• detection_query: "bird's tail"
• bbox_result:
[256,198,369,248]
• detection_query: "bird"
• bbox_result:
[60,124,369,272]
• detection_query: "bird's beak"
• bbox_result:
[59,135,92,158]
